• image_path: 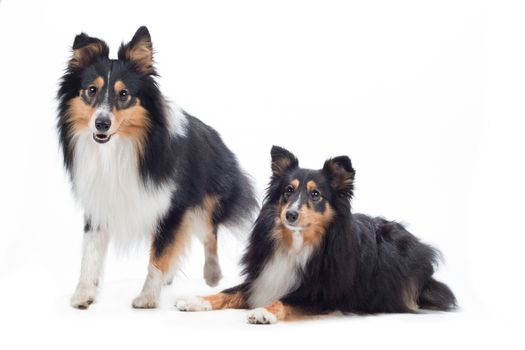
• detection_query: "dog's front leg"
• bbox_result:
[247,300,306,324]
[131,262,164,309]
[70,225,109,309]
[176,284,249,312]
[132,207,192,309]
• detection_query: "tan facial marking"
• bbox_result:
[275,178,334,249]
[276,202,335,249]
[93,76,105,89]
[67,96,94,135]
[114,79,130,100]
[111,98,150,153]
[298,203,334,246]
[114,80,130,103]
[114,80,126,93]
[81,76,105,99]
[67,76,107,135]
[306,180,317,193]
[277,179,299,222]
[274,179,299,248]
[276,179,299,223]
[275,226,293,249]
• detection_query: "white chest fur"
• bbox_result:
[72,132,174,249]
[248,232,313,308]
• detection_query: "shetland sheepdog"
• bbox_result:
[176,146,456,323]
[57,26,257,309]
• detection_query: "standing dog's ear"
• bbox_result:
[69,33,109,69]
[118,26,155,75]
[271,146,298,178]
[323,156,355,196]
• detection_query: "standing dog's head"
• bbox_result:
[57,26,163,165]
[267,146,355,247]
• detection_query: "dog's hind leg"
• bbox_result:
[203,224,223,287]
[70,224,109,309]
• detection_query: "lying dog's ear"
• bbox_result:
[271,146,298,178]
[323,156,355,196]
[118,26,155,75]
[69,33,109,69]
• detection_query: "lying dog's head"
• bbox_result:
[58,26,158,148]
[268,146,355,247]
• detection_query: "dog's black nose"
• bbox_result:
[285,210,299,223]
[95,117,111,132]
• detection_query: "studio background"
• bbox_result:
[0,0,523,349]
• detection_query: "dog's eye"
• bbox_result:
[283,185,295,199]
[310,190,321,201]
[87,86,97,97]
[118,89,129,102]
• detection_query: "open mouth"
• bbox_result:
[93,133,112,144]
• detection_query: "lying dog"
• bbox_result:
[176,146,456,323]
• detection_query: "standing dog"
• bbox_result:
[176,146,456,323]
[57,26,257,309]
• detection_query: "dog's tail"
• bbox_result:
[418,277,457,311]
[218,170,259,240]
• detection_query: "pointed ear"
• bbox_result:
[271,146,298,178]
[118,26,155,75]
[69,33,109,69]
[323,156,355,195]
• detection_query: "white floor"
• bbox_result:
[0,266,519,350]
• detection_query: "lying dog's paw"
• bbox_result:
[247,307,278,325]
[175,296,212,312]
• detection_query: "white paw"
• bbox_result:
[203,262,223,287]
[132,293,158,309]
[70,286,97,310]
[175,296,212,312]
[247,308,278,325]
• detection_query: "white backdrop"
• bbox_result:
[0,0,523,348]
